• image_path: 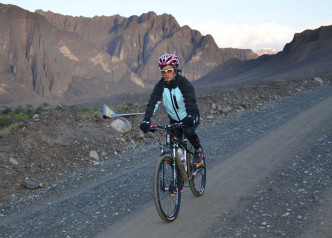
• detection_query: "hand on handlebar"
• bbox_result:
[140,120,150,133]
[182,114,194,127]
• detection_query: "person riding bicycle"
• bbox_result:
[140,53,204,168]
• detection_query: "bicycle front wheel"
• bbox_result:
[153,154,181,222]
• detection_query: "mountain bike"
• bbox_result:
[148,123,206,222]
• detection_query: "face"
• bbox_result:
[160,65,175,83]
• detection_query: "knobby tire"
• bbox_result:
[153,154,181,222]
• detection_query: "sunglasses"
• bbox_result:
[160,68,174,74]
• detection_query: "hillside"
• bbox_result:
[255,48,279,56]
[2,4,331,110]
[194,25,332,95]
[37,10,257,83]
[0,4,137,106]
[0,4,257,108]
[0,77,331,237]
[0,76,330,205]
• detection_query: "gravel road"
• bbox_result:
[0,85,331,238]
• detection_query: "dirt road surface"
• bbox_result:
[96,95,332,238]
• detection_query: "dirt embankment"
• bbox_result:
[0,76,331,209]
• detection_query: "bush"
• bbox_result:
[35,106,44,114]
[117,102,139,112]
[26,105,35,117]
[0,123,19,136]
[79,108,92,118]
[14,106,25,114]
[0,104,49,129]
[1,107,12,115]
[42,103,50,108]
[0,116,12,128]
[0,113,28,129]
[69,105,79,112]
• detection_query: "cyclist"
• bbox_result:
[140,53,204,168]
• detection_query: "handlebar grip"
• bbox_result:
[148,128,156,133]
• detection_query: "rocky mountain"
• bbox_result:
[0,4,138,107]
[36,10,257,84]
[0,4,257,107]
[194,25,332,94]
[255,48,279,56]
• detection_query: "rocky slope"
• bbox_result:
[0,4,257,107]
[0,4,137,106]
[37,10,257,83]
[255,48,279,56]
[195,25,332,92]
[0,77,331,237]
[0,76,330,208]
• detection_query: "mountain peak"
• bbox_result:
[255,48,279,56]
[0,4,260,107]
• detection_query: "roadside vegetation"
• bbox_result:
[0,102,140,135]
[116,102,140,112]
[69,105,96,118]
[0,103,50,130]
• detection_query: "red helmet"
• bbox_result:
[158,54,179,67]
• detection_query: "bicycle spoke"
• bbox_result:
[188,152,206,197]
[154,156,181,222]
[192,164,205,191]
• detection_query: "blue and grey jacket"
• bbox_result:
[144,70,199,122]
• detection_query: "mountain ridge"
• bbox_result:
[36,9,257,82]
[194,25,332,94]
[0,4,258,107]
[255,48,279,56]
[1,4,331,109]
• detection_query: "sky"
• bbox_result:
[2,0,332,51]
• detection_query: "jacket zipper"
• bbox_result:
[173,95,179,109]
[170,89,181,121]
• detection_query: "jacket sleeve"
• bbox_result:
[178,76,198,115]
[144,80,163,121]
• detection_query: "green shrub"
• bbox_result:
[79,108,92,118]
[0,123,19,136]
[14,106,25,114]
[69,105,79,112]
[1,107,12,115]
[35,106,43,114]
[69,105,96,117]
[0,103,49,129]
[26,105,35,117]
[0,113,28,129]
[117,102,139,112]
[0,116,12,128]
[42,103,50,108]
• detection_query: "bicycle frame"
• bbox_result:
[151,123,193,182]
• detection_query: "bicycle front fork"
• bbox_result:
[172,144,178,190]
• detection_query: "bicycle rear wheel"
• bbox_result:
[187,145,206,197]
[153,154,181,222]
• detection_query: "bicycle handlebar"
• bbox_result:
[148,123,184,132]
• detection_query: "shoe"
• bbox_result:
[193,148,204,168]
